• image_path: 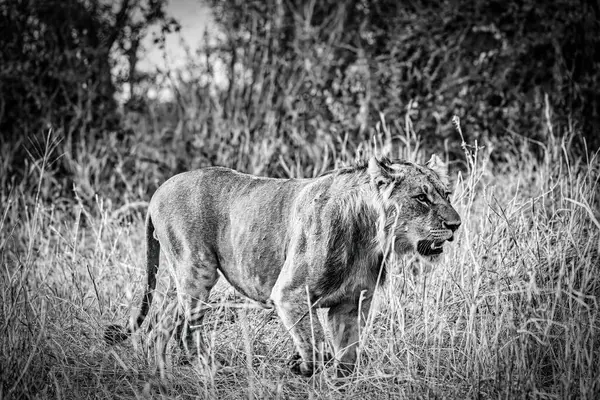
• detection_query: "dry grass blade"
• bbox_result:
[1,114,599,398]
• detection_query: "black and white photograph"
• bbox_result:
[1,0,599,398]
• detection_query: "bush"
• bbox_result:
[0,0,177,191]
[209,0,600,158]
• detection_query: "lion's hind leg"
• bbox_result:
[148,260,218,378]
[149,296,182,379]
[172,257,220,365]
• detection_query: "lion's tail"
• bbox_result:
[105,213,160,344]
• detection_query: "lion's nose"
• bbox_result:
[443,220,461,232]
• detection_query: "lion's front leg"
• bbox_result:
[271,288,327,377]
[327,295,373,377]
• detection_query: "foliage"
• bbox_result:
[1,0,598,199]
[210,0,600,157]
[0,0,178,179]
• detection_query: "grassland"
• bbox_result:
[1,114,599,399]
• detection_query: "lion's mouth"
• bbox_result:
[416,240,445,256]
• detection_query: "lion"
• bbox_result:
[105,155,461,377]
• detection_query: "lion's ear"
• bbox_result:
[426,154,448,185]
[368,157,393,189]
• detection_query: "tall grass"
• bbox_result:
[1,111,598,399]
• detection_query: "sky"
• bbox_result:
[129,0,223,100]
[139,0,216,72]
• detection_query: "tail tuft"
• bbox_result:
[104,324,131,344]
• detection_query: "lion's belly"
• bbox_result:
[212,173,304,305]
[217,249,284,306]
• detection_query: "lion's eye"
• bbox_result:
[415,194,428,203]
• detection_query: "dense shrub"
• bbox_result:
[0,0,177,186]
[1,0,598,200]
[0,0,118,141]
[210,0,600,157]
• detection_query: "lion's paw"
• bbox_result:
[287,353,315,377]
[287,352,334,377]
[336,361,356,378]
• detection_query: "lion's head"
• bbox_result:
[368,154,461,263]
